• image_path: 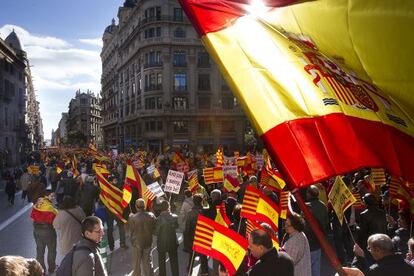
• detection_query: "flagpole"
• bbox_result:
[292,189,346,276]
[343,216,357,245]
[187,251,195,276]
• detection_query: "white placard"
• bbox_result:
[146,164,155,175]
[222,165,238,177]
[147,181,165,198]
[164,169,184,194]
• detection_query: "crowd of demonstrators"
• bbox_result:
[3,147,414,276]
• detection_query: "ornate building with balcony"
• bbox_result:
[67,90,102,147]
[101,0,248,153]
[0,30,43,168]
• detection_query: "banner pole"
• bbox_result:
[343,216,357,245]
[292,189,346,276]
[187,251,195,276]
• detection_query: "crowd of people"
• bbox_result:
[1,148,413,276]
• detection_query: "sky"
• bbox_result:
[0,0,124,140]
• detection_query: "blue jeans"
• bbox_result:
[310,249,321,276]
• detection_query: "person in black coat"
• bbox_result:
[247,229,294,276]
[5,175,16,205]
[353,233,414,276]
[155,200,179,276]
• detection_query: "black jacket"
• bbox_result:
[355,253,414,276]
[155,211,179,252]
[247,247,294,276]
[183,205,203,252]
[357,207,387,248]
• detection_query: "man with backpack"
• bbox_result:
[57,216,107,276]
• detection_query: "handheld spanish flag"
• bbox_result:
[121,182,132,208]
[215,202,231,227]
[179,0,414,188]
[241,186,280,232]
[223,174,240,193]
[125,161,156,209]
[328,176,356,224]
[193,215,248,275]
[96,171,126,223]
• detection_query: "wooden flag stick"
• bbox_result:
[187,251,195,276]
[292,189,346,276]
[344,216,357,245]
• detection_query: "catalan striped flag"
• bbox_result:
[193,215,248,275]
[96,171,126,223]
[179,0,414,188]
[260,168,283,191]
[241,186,280,232]
[93,163,110,178]
[223,174,240,193]
[215,202,231,227]
[203,167,224,184]
[371,168,386,186]
[71,155,79,177]
[216,146,224,167]
[263,149,286,190]
[389,175,412,205]
[246,219,279,250]
[352,192,366,210]
[125,161,156,209]
[279,191,290,219]
[187,169,199,193]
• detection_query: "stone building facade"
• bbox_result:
[100,0,248,153]
[67,90,102,146]
[0,30,42,167]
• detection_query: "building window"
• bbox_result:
[145,6,161,21]
[198,74,210,91]
[144,97,162,109]
[198,121,212,134]
[145,51,162,68]
[197,51,210,67]
[174,73,187,91]
[198,96,211,109]
[173,121,188,134]
[222,96,236,109]
[144,73,162,91]
[174,27,186,38]
[173,97,188,110]
[173,8,184,22]
[173,51,186,67]
[221,121,235,132]
[80,98,88,105]
[144,27,161,38]
[145,120,162,131]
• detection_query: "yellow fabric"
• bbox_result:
[328,176,356,224]
[256,197,279,227]
[202,0,414,136]
[211,231,246,271]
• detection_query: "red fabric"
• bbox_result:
[261,113,414,188]
[179,0,297,35]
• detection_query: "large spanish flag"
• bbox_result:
[125,161,156,209]
[193,215,248,275]
[31,197,58,224]
[179,0,414,188]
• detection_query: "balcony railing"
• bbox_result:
[143,61,163,69]
[144,84,162,92]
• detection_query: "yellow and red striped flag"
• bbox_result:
[93,163,110,178]
[96,171,126,223]
[125,161,156,209]
[328,176,356,224]
[71,155,79,177]
[259,168,283,191]
[246,219,279,250]
[241,186,280,232]
[193,215,248,275]
[223,174,240,193]
[216,146,224,167]
[279,191,290,220]
[179,0,414,188]
[351,192,366,210]
[215,202,231,227]
[187,170,199,193]
[389,175,412,206]
[203,167,224,184]
[371,168,386,186]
